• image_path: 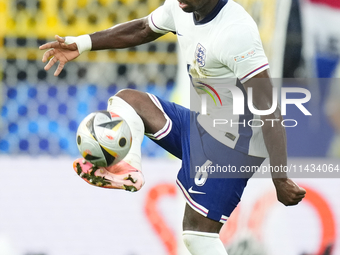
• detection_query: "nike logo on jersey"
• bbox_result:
[188,186,206,194]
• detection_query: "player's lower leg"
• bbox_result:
[73,92,146,191]
[183,231,228,255]
[107,94,145,172]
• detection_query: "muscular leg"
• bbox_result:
[116,90,228,254]
[116,90,227,254]
[74,89,227,251]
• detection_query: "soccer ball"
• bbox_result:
[76,111,132,167]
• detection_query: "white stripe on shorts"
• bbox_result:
[145,93,173,140]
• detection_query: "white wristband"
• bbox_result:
[64,34,92,54]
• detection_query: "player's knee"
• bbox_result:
[182,231,228,255]
[115,89,144,103]
[115,88,131,98]
[113,89,147,112]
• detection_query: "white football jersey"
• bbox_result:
[148,0,270,157]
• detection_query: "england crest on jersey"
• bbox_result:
[195,43,206,67]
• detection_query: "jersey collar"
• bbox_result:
[193,0,229,25]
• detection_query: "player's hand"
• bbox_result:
[39,35,80,76]
[273,178,306,206]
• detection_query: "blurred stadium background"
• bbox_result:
[0,0,339,255]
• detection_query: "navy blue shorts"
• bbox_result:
[148,95,265,223]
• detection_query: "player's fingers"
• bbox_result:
[39,42,53,50]
[284,196,304,206]
[290,192,306,202]
[44,56,58,71]
[294,193,306,199]
[278,192,305,206]
[292,195,305,202]
[297,186,307,195]
[287,189,306,202]
[56,35,78,50]
[287,200,301,206]
[60,42,74,49]
[39,41,60,50]
[42,48,55,63]
[292,197,304,204]
[54,62,65,76]
[55,35,70,49]
[55,35,65,43]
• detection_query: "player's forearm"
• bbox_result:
[90,18,162,50]
[261,110,288,179]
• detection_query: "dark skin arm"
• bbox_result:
[39,17,163,76]
[243,70,306,206]
[90,18,163,50]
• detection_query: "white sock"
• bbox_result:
[107,95,144,171]
[183,231,228,255]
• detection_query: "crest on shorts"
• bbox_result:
[195,43,206,67]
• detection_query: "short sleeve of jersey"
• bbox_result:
[148,0,176,34]
[217,24,269,83]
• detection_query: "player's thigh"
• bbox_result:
[115,89,166,134]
